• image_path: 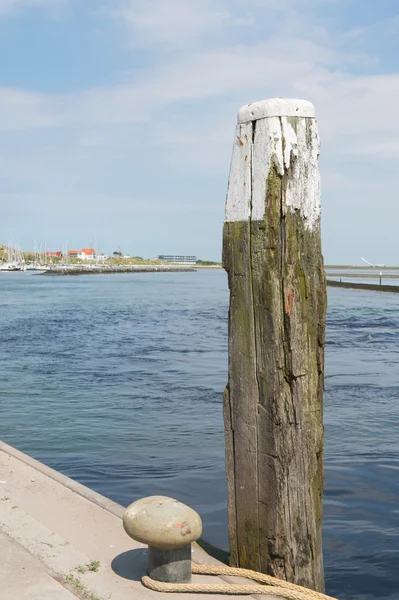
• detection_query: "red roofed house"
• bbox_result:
[78,248,96,260]
[45,251,63,258]
[67,248,107,261]
[68,248,96,260]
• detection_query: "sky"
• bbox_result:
[1,0,399,263]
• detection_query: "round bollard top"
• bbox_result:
[123,496,202,549]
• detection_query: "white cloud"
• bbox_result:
[108,0,253,49]
[1,0,399,260]
[0,88,61,130]
[2,35,398,163]
[1,0,387,136]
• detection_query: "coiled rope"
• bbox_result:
[142,563,338,599]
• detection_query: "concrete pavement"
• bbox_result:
[0,441,276,600]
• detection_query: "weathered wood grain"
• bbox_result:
[223,98,326,592]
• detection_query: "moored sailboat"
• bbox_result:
[0,241,26,271]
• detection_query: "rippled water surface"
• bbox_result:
[0,270,398,599]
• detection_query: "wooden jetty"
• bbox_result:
[327,279,399,293]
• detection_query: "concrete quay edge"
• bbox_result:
[0,440,277,599]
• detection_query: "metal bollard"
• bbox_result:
[123,495,202,583]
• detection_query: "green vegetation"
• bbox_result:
[63,563,103,600]
[196,260,221,266]
[106,256,163,266]
[22,251,35,262]
[76,561,101,574]
[63,573,105,600]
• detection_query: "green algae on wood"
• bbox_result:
[223,98,326,592]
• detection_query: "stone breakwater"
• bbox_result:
[40,265,196,276]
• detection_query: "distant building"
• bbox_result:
[78,248,96,260]
[68,248,99,261]
[158,255,197,265]
[44,251,62,258]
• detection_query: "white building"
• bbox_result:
[77,248,96,260]
[158,255,197,265]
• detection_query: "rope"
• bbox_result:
[142,563,338,599]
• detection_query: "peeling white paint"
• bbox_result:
[282,117,321,230]
[281,119,298,170]
[224,122,253,222]
[225,99,321,230]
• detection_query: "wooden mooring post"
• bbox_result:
[223,98,326,592]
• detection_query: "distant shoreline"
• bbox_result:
[193,265,223,269]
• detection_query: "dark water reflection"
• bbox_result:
[0,271,398,599]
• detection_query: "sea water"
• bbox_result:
[0,270,398,599]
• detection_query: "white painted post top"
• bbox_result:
[238,98,315,123]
